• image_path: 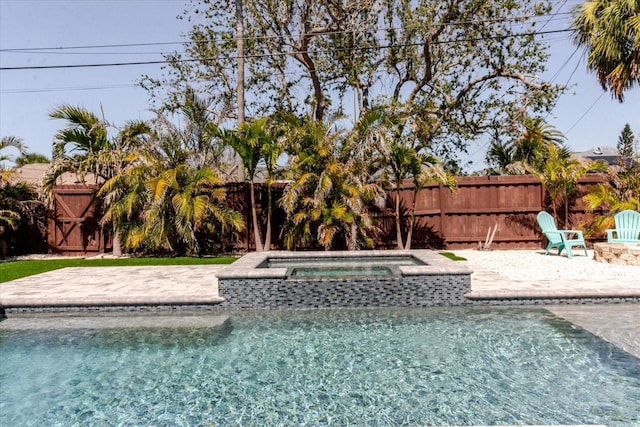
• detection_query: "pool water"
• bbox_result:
[1,308,639,426]
[290,265,393,276]
[260,255,424,276]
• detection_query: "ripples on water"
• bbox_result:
[1,307,639,426]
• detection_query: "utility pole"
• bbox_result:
[236,0,245,125]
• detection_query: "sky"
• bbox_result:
[1,0,639,172]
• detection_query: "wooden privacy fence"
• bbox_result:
[379,174,605,250]
[48,175,606,255]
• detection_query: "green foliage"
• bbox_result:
[0,180,46,256]
[572,0,640,101]
[526,144,606,226]
[1,136,26,164]
[279,116,384,250]
[486,116,568,174]
[583,164,640,234]
[144,0,562,171]
[617,123,635,161]
[15,153,50,166]
[99,97,244,256]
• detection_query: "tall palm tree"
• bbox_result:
[511,117,567,171]
[572,0,640,101]
[222,119,270,251]
[355,109,455,250]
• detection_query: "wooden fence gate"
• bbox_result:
[48,185,109,255]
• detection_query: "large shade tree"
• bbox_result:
[144,0,562,170]
[572,0,640,102]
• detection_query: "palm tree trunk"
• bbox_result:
[264,182,272,251]
[404,190,419,250]
[250,181,263,252]
[394,186,404,249]
[112,224,122,257]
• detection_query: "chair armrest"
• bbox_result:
[559,229,584,240]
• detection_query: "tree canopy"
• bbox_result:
[143,0,563,169]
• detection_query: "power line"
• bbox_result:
[1,84,137,94]
[565,92,605,135]
[0,28,572,71]
[0,11,573,53]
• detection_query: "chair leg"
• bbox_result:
[566,245,573,258]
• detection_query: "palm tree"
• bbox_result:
[583,162,640,233]
[280,116,383,250]
[353,109,455,250]
[511,117,567,171]
[222,119,270,251]
[485,140,515,174]
[1,136,26,164]
[15,153,50,166]
[47,105,150,255]
[527,144,607,227]
[1,136,28,251]
[572,0,640,101]
[100,115,244,255]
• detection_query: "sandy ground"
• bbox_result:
[455,249,640,282]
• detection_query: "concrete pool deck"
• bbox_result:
[2,254,639,359]
[1,255,639,309]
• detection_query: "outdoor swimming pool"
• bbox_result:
[1,307,639,426]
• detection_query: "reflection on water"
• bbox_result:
[1,307,639,426]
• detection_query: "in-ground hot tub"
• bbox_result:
[216,250,473,309]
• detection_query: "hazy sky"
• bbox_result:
[1,0,639,172]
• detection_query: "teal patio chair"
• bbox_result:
[536,211,588,259]
[606,210,640,243]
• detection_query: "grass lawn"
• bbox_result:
[0,256,237,283]
[439,251,467,261]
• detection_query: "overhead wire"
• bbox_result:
[0,10,574,53]
[0,28,572,71]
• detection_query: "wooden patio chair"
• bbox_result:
[536,211,588,259]
[606,210,640,243]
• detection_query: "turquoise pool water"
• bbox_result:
[1,308,639,426]
[260,255,423,276]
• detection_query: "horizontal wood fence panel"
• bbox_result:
[49,174,609,254]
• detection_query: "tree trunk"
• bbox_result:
[112,224,122,257]
[250,180,263,252]
[264,182,272,251]
[394,186,404,249]
[404,190,419,250]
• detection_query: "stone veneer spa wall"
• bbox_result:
[216,250,473,309]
